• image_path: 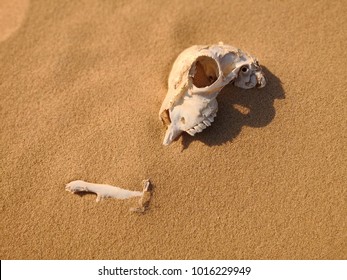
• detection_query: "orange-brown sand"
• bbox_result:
[0,0,346,259]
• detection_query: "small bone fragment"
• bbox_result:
[130,179,153,213]
[66,179,153,212]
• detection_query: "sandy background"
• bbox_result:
[0,0,346,259]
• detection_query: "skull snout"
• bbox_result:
[162,123,182,146]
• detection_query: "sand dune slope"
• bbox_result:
[0,0,346,259]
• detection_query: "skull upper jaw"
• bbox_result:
[162,94,218,145]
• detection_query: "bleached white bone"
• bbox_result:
[159,42,267,145]
[65,179,151,203]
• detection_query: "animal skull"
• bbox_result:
[159,43,266,145]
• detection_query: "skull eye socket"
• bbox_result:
[241,66,249,73]
[192,56,218,88]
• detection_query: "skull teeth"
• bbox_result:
[203,120,211,126]
[198,123,206,129]
[186,128,197,136]
[194,125,203,133]
[207,116,214,122]
[186,118,214,136]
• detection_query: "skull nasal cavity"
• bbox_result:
[192,56,218,88]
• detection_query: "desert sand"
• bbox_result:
[0,0,346,259]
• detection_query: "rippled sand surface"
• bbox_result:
[0,0,346,259]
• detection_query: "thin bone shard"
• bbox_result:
[65,179,152,212]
